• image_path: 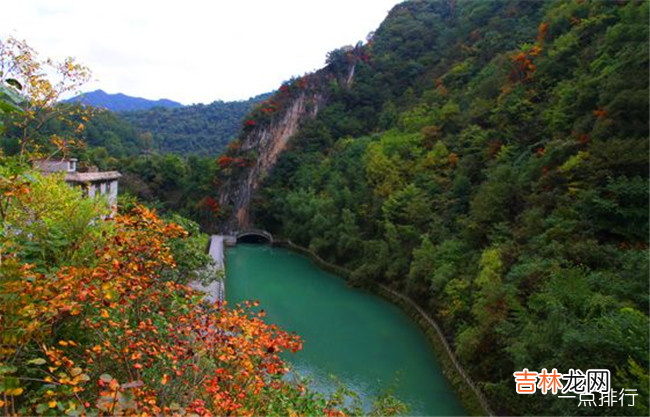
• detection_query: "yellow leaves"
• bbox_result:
[0,37,91,111]
[6,387,23,396]
[64,401,78,414]
[101,283,115,301]
[0,200,314,415]
[72,373,90,386]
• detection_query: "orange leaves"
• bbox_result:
[0,200,328,416]
[259,99,279,115]
[510,51,537,82]
[161,374,170,385]
[537,22,549,46]
[435,77,447,95]
[593,108,608,118]
[218,155,236,168]
[509,25,546,84]
[218,155,249,170]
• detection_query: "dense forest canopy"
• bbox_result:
[121,94,270,155]
[242,0,649,415]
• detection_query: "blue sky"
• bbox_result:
[2,0,401,104]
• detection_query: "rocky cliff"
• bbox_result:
[217,56,358,232]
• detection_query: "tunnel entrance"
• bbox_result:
[237,234,270,244]
[235,229,273,244]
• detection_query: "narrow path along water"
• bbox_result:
[225,244,466,416]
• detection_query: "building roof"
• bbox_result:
[65,171,122,183]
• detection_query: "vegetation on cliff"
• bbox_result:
[250,1,649,415]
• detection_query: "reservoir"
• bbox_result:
[225,244,465,416]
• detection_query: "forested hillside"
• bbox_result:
[121,94,269,155]
[48,93,270,159]
[240,0,649,415]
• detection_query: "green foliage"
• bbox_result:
[1,169,112,269]
[251,1,649,415]
[164,213,213,284]
[0,80,24,131]
[121,94,269,155]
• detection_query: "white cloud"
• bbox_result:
[1,0,400,104]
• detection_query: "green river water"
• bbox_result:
[225,244,465,416]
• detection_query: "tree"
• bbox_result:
[0,37,92,162]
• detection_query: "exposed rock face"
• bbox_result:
[217,85,328,232]
[217,53,359,232]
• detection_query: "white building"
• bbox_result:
[34,158,122,210]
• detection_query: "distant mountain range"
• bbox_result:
[66,89,183,111]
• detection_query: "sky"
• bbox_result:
[1,0,402,105]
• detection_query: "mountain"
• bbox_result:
[213,1,649,416]
[55,92,270,156]
[67,89,183,111]
[120,93,270,155]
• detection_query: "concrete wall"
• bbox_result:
[85,180,118,210]
[108,180,118,208]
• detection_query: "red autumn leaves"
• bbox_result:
[1,203,316,416]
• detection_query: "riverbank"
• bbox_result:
[273,239,492,416]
